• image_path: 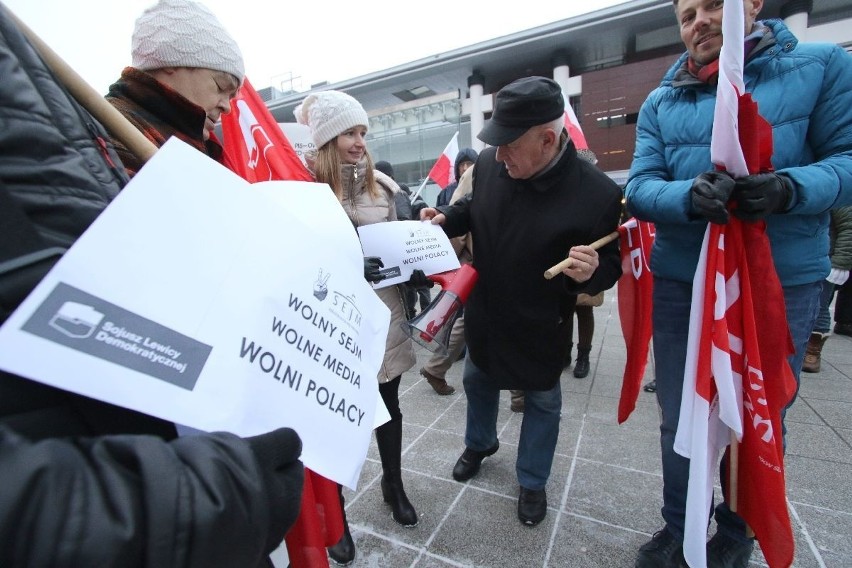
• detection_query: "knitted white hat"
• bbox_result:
[132,0,245,82]
[293,91,369,149]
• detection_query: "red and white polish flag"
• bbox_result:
[562,95,589,150]
[427,132,459,189]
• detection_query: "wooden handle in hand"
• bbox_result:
[543,230,619,280]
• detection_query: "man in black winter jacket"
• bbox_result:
[0,4,303,566]
[421,77,622,527]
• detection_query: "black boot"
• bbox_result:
[327,484,355,566]
[375,418,418,526]
[573,347,591,378]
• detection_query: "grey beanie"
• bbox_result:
[132,0,245,82]
[293,91,369,149]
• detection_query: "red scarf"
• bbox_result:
[688,37,760,84]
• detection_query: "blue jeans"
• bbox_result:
[652,278,820,542]
[462,358,561,490]
[813,280,835,333]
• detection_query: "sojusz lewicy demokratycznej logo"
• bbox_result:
[22,283,211,390]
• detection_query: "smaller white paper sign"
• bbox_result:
[358,221,460,289]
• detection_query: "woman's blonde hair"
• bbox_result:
[312,139,379,200]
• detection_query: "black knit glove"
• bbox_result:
[690,171,736,224]
[364,256,386,283]
[245,427,304,554]
[731,173,794,221]
[407,269,434,289]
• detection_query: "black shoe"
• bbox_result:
[635,527,685,568]
[835,322,852,336]
[573,349,590,378]
[517,487,547,525]
[706,531,754,568]
[643,380,657,393]
[452,442,499,481]
[327,525,355,566]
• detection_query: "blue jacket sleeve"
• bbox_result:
[778,45,852,213]
[625,93,697,225]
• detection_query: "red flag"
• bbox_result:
[729,220,796,568]
[221,77,313,183]
[221,77,342,567]
[427,132,459,189]
[616,218,655,424]
[562,94,589,150]
[283,471,344,567]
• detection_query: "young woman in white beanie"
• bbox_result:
[295,90,421,565]
[106,0,244,177]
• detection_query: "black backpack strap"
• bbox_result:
[0,181,66,321]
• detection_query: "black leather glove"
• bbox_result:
[731,173,793,221]
[690,171,736,224]
[364,256,386,283]
[407,269,434,289]
[245,427,305,554]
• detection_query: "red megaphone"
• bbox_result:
[403,264,478,355]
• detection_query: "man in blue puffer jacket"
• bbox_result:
[625,0,852,566]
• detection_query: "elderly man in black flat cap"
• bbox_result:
[420,76,622,526]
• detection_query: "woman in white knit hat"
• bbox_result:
[295,90,421,565]
[106,0,244,177]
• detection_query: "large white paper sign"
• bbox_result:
[0,139,389,489]
[358,221,460,289]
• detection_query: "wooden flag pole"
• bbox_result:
[543,230,619,280]
[728,433,756,538]
[729,432,740,512]
[7,7,158,165]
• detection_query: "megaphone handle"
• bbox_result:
[543,230,619,280]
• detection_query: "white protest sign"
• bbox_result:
[0,138,388,489]
[358,221,460,289]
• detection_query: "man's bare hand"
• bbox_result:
[561,245,599,282]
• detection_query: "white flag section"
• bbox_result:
[0,138,390,490]
[358,221,461,289]
[711,0,748,178]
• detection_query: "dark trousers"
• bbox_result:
[834,278,852,325]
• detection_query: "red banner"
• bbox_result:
[221,77,312,183]
[616,218,655,424]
